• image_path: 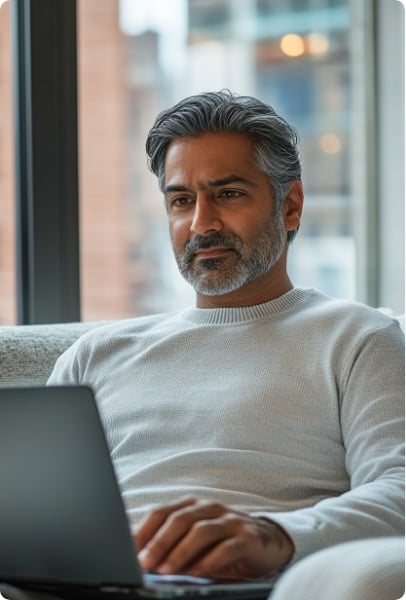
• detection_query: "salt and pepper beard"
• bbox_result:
[173,209,287,296]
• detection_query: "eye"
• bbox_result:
[219,189,244,199]
[169,196,194,210]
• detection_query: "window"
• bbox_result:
[3,0,404,323]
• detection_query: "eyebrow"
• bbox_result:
[163,175,258,194]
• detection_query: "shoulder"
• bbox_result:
[58,310,185,364]
[301,288,402,329]
[75,310,183,346]
[293,289,404,353]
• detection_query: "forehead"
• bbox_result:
[164,132,258,183]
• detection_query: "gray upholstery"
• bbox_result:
[0,321,109,387]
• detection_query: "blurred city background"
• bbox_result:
[0,0,403,323]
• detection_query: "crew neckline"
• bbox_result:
[180,287,314,325]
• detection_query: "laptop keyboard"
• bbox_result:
[1,583,273,600]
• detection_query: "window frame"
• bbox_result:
[350,0,405,313]
[12,0,80,324]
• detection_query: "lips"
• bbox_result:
[182,233,242,265]
[194,247,233,259]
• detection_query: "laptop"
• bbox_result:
[0,386,277,599]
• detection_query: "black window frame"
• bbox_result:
[12,0,80,324]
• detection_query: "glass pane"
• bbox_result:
[78,0,354,321]
[0,0,16,324]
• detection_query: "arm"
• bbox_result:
[254,321,405,561]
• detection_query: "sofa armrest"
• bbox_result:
[0,321,109,387]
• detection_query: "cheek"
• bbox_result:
[233,215,268,243]
[169,217,191,249]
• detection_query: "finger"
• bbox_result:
[186,536,248,580]
[155,517,231,574]
[185,519,292,580]
[139,501,227,572]
[135,497,197,552]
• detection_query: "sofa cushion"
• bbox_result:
[0,321,108,387]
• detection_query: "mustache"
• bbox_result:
[181,233,242,262]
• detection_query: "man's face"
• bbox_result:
[163,132,288,302]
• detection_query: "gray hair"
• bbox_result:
[146,90,302,242]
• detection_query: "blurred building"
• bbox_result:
[77,0,134,320]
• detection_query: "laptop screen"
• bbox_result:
[0,386,142,588]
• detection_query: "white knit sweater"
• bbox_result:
[48,288,405,562]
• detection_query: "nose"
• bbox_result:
[190,194,223,236]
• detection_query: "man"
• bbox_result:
[48,90,404,582]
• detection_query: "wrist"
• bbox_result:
[258,517,295,569]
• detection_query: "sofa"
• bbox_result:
[0,321,110,386]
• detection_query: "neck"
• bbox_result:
[195,270,294,309]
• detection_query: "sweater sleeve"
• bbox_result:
[47,335,86,386]
[252,321,405,563]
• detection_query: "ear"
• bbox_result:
[282,180,303,233]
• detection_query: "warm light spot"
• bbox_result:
[0,0,9,8]
[306,33,330,55]
[320,133,342,154]
[280,34,305,57]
